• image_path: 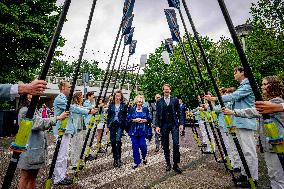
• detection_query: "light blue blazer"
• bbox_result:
[83,99,95,125]
[53,93,89,135]
[222,78,257,130]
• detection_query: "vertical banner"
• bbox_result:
[122,14,134,35]
[140,54,147,67]
[162,51,171,65]
[164,9,180,42]
[124,27,135,45]
[167,0,180,9]
[123,0,136,20]
[165,38,174,54]
[129,40,137,55]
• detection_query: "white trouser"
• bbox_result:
[70,131,85,167]
[199,120,215,152]
[236,128,258,180]
[54,133,71,183]
[264,152,284,189]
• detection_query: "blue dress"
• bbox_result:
[127,106,152,138]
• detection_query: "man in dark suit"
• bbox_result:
[156,84,184,173]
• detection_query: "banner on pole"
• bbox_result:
[165,38,174,54]
[140,54,147,67]
[124,27,135,45]
[129,40,137,55]
[164,9,180,42]
[162,51,171,65]
[123,0,135,20]
[167,0,180,9]
[122,14,134,35]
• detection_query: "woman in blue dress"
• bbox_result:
[128,95,152,169]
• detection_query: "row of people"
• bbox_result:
[191,67,284,188]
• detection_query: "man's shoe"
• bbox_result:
[166,164,171,171]
[54,178,73,186]
[173,164,182,174]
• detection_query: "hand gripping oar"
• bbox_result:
[181,0,254,187]
[1,1,71,188]
[45,0,97,188]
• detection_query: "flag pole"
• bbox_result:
[1,1,72,188]
[103,34,124,99]
[120,54,131,90]
[111,44,126,94]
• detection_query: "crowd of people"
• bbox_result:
[0,66,284,189]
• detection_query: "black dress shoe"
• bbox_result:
[166,164,171,171]
[54,177,73,186]
[173,164,182,174]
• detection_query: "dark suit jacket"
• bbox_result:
[107,102,128,128]
[156,96,184,128]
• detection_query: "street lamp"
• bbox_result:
[235,23,253,51]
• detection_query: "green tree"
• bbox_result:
[0,1,65,84]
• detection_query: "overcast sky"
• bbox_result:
[56,0,257,72]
